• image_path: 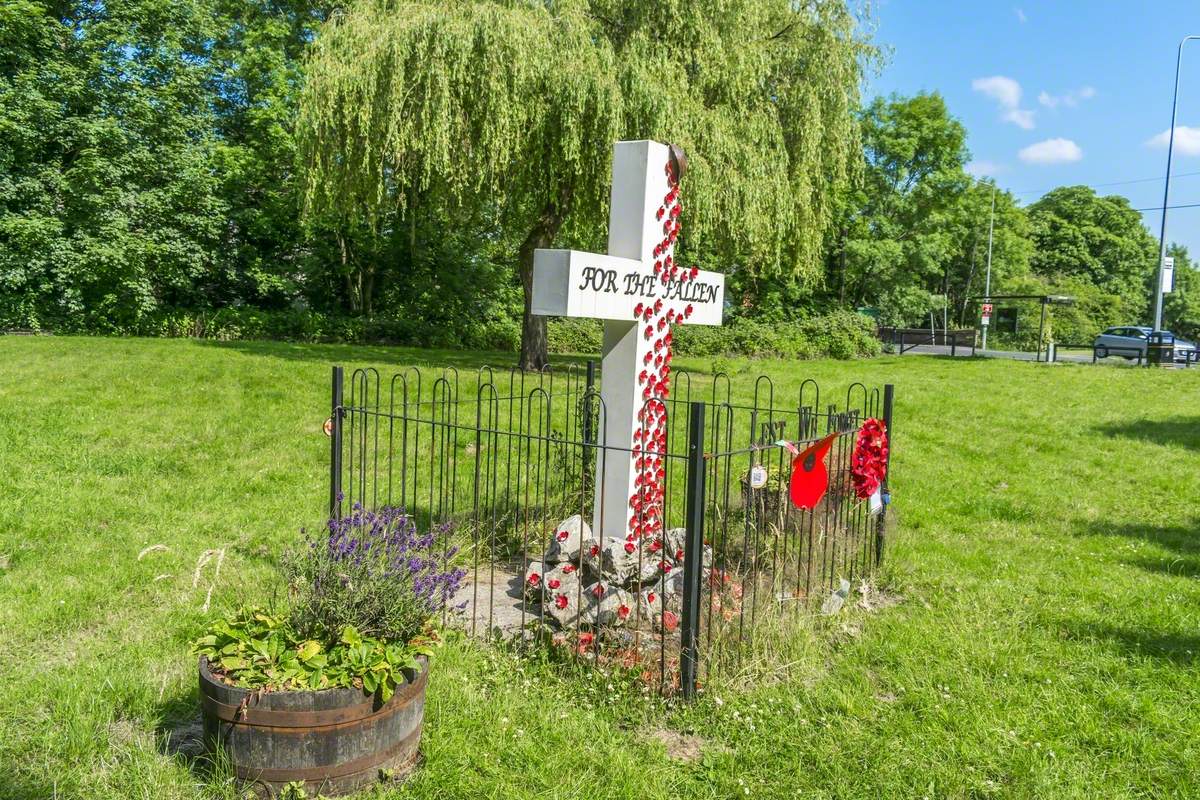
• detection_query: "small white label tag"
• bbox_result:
[749,465,768,489]
[869,489,883,513]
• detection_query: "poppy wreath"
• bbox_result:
[849,418,888,500]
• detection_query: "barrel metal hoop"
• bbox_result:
[200,665,427,730]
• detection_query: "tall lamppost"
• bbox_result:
[982,183,995,351]
[1153,35,1200,332]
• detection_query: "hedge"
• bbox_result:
[43,307,881,361]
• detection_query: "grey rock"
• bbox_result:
[543,514,595,564]
[599,537,662,588]
[541,564,588,627]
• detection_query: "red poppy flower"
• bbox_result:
[647,592,657,604]
[662,610,679,633]
[577,632,594,651]
[592,583,605,598]
[618,604,631,620]
[655,207,664,220]
[675,548,685,561]
[554,594,569,609]
[556,529,569,542]
[685,304,694,317]
[589,544,600,557]
[549,578,561,590]
[690,266,699,279]
[634,302,644,316]
[563,564,576,574]
[649,538,662,552]
[624,541,636,554]
[659,560,671,573]
[527,572,540,586]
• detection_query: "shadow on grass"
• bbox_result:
[1094,416,1200,451]
[191,339,592,372]
[1059,619,1199,666]
[1072,517,1200,578]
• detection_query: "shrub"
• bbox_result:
[55,305,881,360]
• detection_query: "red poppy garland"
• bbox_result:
[849,418,889,500]
[628,154,699,545]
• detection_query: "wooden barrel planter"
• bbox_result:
[199,655,428,797]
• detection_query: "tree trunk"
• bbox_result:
[517,201,565,370]
[838,226,848,305]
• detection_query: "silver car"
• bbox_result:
[1093,326,1197,362]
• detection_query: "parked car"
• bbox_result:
[1093,326,1197,362]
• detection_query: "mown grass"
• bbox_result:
[1,336,1198,799]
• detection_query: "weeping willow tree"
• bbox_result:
[298,0,870,367]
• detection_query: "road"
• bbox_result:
[898,344,1096,363]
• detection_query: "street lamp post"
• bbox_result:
[1154,35,1200,332]
[982,184,995,351]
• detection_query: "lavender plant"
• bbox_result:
[194,506,465,698]
[285,505,466,645]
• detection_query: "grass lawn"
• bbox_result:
[1,336,1198,799]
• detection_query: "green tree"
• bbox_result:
[828,92,1029,327]
[0,0,229,330]
[297,0,870,368]
[1026,186,1157,314]
[1162,243,1200,339]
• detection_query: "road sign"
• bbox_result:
[981,302,992,326]
[1162,256,1175,293]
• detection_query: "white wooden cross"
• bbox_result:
[532,140,725,543]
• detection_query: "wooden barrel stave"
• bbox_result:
[199,656,427,796]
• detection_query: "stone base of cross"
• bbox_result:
[532,140,725,544]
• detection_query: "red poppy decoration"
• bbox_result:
[548,578,561,590]
[554,594,569,609]
[850,418,889,500]
[788,434,838,510]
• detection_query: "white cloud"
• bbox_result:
[1003,108,1036,129]
[973,75,1036,129]
[966,160,1005,177]
[1038,86,1097,109]
[1015,8,1027,23]
[973,76,1022,108]
[1018,138,1083,164]
[1145,126,1200,156]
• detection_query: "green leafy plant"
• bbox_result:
[193,609,438,702]
[193,507,464,701]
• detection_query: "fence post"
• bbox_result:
[951,334,957,358]
[875,384,895,567]
[329,365,344,519]
[582,360,596,446]
[680,401,706,701]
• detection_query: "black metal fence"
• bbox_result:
[327,363,895,698]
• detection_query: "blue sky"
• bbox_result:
[866,1,1200,256]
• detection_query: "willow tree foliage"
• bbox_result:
[297,0,869,367]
